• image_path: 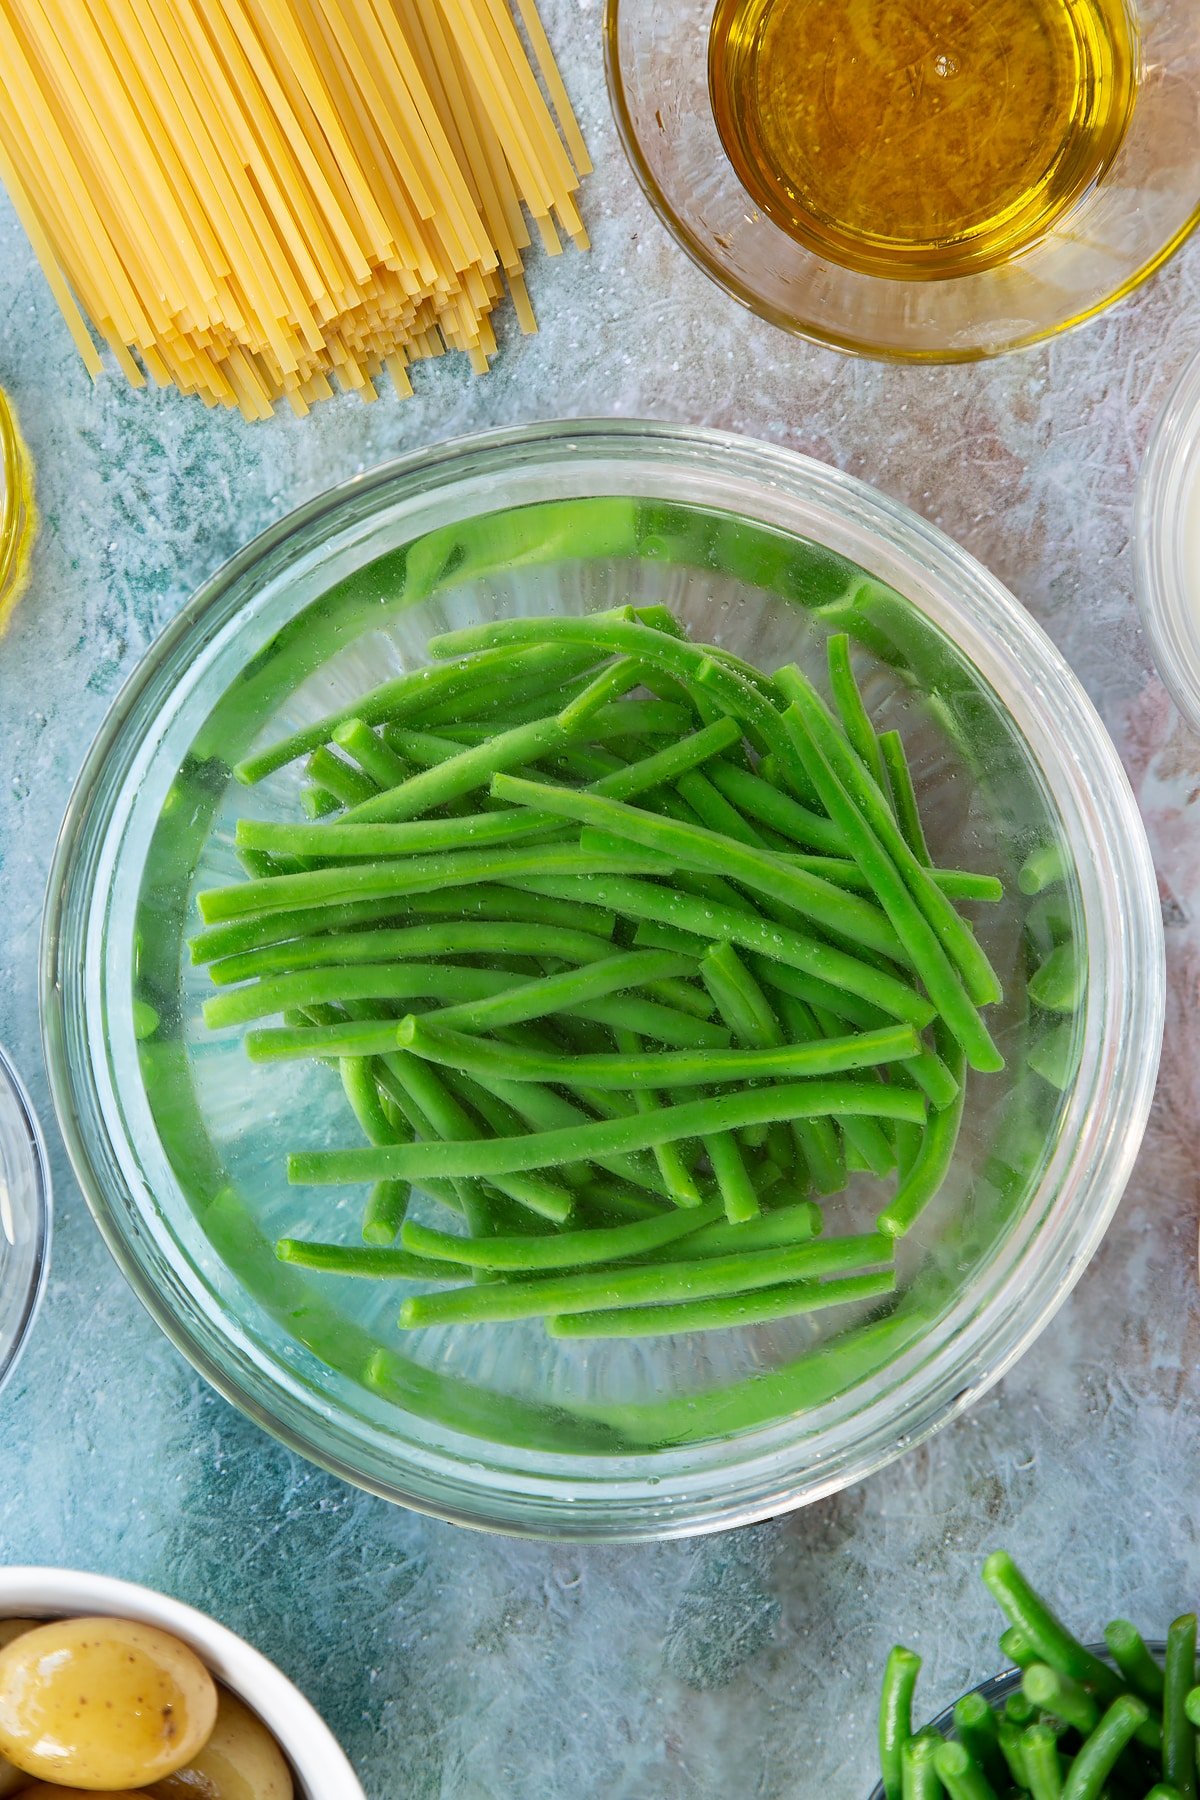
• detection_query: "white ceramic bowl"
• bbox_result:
[0,1566,365,1798]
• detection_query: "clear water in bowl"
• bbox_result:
[133,496,1080,1456]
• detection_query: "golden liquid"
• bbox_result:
[709,0,1137,279]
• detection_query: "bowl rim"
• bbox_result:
[602,0,1200,364]
[1135,345,1200,732]
[0,1564,366,1796]
[0,1041,52,1399]
[40,417,1166,1540]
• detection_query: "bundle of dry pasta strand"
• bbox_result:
[0,0,590,417]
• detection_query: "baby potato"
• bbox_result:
[147,1688,294,1800]
[0,1629,36,1657]
[0,1616,218,1789]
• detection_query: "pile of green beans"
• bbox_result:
[879,1552,1200,1800]
[195,605,1007,1339]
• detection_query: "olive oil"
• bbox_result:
[709,0,1137,279]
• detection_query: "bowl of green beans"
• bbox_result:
[41,420,1163,1538]
[873,1553,1197,1800]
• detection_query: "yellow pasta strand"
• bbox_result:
[0,0,587,417]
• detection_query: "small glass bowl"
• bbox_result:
[0,1043,51,1395]
[42,421,1164,1539]
[865,1644,1163,1798]
[0,390,35,624]
[1135,347,1200,733]
[605,0,1200,362]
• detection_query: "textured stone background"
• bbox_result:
[1,4,1198,1795]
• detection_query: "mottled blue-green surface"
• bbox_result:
[2,7,1200,1796]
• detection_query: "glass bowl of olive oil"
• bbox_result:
[606,0,1200,360]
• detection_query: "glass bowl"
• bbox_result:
[0,1044,51,1396]
[0,389,35,627]
[865,1643,1163,1799]
[605,0,1200,362]
[41,420,1163,1539]
[1135,346,1200,733]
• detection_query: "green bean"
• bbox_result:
[706,759,848,856]
[700,940,781,1047]
[778,701,1002,1073]
[235,640,604,784]
[879,731,932,866]
[589,718,742,798]
[332,718,411,789]
[704,1129,760,1223]
[492,771,908,965]
[302,785,341,818]
[401,1199,723,1271]
[275,1240,454,1280]
[579,991,735,1050]
[1005,1693,1036,1728]
[674,767,768,848]
[881,1647,923,1800]
[1021,1724,1064,1800]
[643,976,718,1021]
[646,1201,823,1260]
[1023,1665,1101,1736]
[1105,1624,1166,1706]
[1147,1787,1187,1800]
[339,700,688,826]
[1000,1627,1038,1670]
[901,1734,946,1800]
[1163,1616,1197,1800]
[197,845,664,925]
[1063,1696,1150,1800]
[1185,1690,1200,1728]
[631,602,688,638]
[363,1181,409,1246]
[290,1079,926,1184]
[1029,944,1084,1014]
[519,873,934,1027]
[877,1031,968,1238]
[613,1028,704,1207]
[208,962,512,1031]
[557,656,648,727]
[247,1017,418,1060]
[206,919,617,987]
[774,666,1005,1012]
[398,1012,921,1090]
[233,810,564,860]
[305,747,376,807]
[828,632,888,791]
[773,856,1002,904]
[548,1269,896,1338]
[191,886,616,968]
[380,725,486,767]
[426,949,695,1035]
[981,1554,1122,1701]
[1020,842,1068,896]
[400,1236,893,1329]
[954,1694,1005,1790]
[932,1742,999,1800]
[996,1719,1030,1789]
